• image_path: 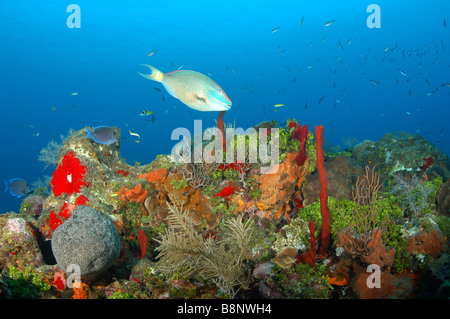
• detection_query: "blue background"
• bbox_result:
[0,0,448,213]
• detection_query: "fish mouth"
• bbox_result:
[212,98,231,111]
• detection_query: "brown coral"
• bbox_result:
[137,167,168,184]
[337,227,395,268]
[273,247,298,269]
[406,228,448,258]
[143,171,221,229]
[253,152,308,218]
[350,264,413,299]
[116,184,149,214]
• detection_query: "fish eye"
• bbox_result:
[217,90,222,95]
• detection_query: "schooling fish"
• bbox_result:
[147,49,157,57]
[324,19,335,27]
[318,96,325,104]
[138,65,232,112]
[398,69,407,76]
[4,178,30,198]
[86,126,118,145]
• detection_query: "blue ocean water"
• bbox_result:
[0,0,448,214]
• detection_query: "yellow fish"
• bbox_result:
[129,130,140,139]
[274,104,285,107]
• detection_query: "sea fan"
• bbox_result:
[155,203,255,298]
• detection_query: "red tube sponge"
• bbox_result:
[315,125,331,257]
[292,124,309,166]
[296,220,316,267]
[50,151,88,197]
[137,229,147,260]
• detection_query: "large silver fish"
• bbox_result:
[138,65,232,112]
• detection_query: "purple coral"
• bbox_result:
[20,195,45,217]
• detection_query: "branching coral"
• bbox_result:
[347,165,388,235]
[337,227,395,268]
[179,153,220,195]
[155,203,255,298]
[336,166,395,267]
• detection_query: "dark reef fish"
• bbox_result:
[86,126,118,145]
[4,178,30,198]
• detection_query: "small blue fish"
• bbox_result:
[4,178,30,198]
[86,126,118,145]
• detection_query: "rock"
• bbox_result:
[352,132,449,183]
[302,156,362,206]
[437,179,450,216]
[0,213,44,269]
[51,205,121,277]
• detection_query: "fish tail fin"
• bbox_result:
[86,128,94,139]
[138,65,164,82]
[3,179,8,192]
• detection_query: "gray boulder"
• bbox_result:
[51,205,120,277]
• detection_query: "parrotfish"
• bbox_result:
[4,178,30,198]
[86,126,118,145]
[138,65,232,112]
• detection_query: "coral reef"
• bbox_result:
[1,120,449,299]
